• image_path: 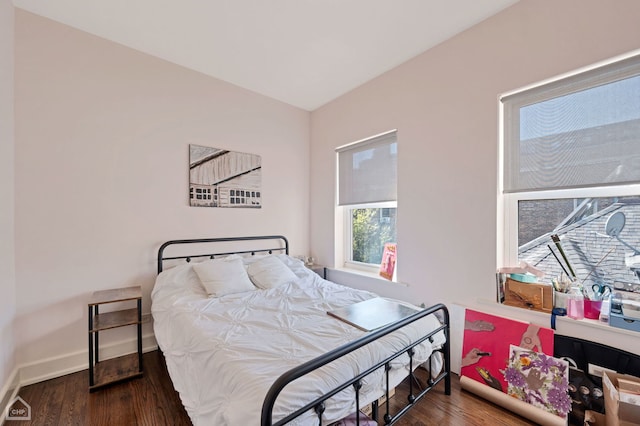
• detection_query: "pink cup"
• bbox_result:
[584,300,602,319]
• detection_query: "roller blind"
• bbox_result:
[337,131,397,206]
[502,54,640,193]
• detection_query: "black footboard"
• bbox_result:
[261,303,451,426]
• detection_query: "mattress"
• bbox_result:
[151,254,445,425]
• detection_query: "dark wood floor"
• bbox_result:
[8,350,536,425]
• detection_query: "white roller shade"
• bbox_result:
[337,131,397,206]
[502,54,640,193]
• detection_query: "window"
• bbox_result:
[189,184,214,206]
[337,130,397,272]
[500,52,640,287]
[227,187,261,207]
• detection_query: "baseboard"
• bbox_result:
[0,367,20,425]
[19,333,157,387]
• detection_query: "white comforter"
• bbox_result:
[151,255,445,426]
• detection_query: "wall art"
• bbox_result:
[189,144,262,208]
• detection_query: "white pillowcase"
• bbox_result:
[192,257,255,296]
[246,255,298,289]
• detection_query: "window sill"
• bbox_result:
[329,266,407,287]
[477,298,640,338]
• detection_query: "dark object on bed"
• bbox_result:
[157,235,451,426]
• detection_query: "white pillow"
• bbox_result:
[246,255,298,289]
[192,257,255,296]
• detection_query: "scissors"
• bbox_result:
[591,284,612,300]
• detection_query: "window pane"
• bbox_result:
[351,207,397,265]
[518,196,640,287]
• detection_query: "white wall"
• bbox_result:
[11,0,640,386]
[310,0,640,366]
[14,10,310,380]
[0,0,17,403]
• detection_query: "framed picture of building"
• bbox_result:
[189,144,262,208]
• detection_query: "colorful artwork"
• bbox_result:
[379,243,397,280]
[504,345,571,418]
[461,310,554,394]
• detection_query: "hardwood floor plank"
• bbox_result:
[7,350,537,426]
[386,368,536,426]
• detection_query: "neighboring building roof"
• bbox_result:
[519,201,640,287]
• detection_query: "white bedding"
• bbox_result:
[151,255,445,425]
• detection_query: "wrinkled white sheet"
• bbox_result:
[151,255,445,426]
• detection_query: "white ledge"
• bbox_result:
[474,298,640,354]
[328,266,408,287]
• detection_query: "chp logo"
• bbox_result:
[5,396,31,421]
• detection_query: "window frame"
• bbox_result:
[336,130,398,276]
[499,185,640,267]
[498,49,640,268]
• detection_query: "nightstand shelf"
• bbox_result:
[91,308,140,332]
[88,286,143,391]
[92,353,141,387]
[309,265,327,279]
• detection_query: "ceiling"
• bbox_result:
[12,0,518,111]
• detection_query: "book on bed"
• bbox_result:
[327,297,421,331]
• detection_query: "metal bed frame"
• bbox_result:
[157,235,290,273]
[157,236,451,426]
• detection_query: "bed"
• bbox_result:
[151,236,450,425]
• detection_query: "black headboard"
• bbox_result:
[157,235,289,274]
